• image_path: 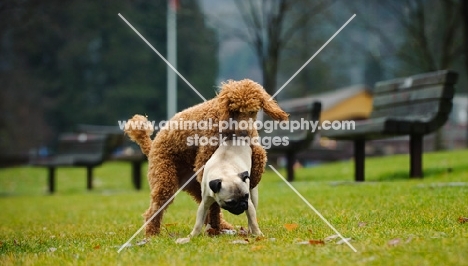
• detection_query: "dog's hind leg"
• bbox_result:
[184,179,202,203]
[205,202,234,232]
[207,203,221,231]
[143,157,178,236]
[207,203,236,233]
[218,211,234,230]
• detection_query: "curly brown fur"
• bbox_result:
[124,115,154,156]
[126,79,288,236]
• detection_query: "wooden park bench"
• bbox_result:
[30,125,148,193]
[262,101,322,181]
[30,133,109,193]
[321,70,458,181]
[77,124,147,191]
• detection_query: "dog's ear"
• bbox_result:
[261,91,289,121]
[239,171,249,182]
[209,179,222,193]
[216,80,233,123]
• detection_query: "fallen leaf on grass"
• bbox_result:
[136,239,149,246]
[284,223,298,231]
[336,238,352,245]
[387,238,401,247]
[458,217,468,224]
[231,239,249,244]
[324,234,340,242]
[309,239,325,245]
[175,237,190,244]
[255,236,265,241]
[358,222,367,227]
[238,227,248,236]
[295,239,325,245]
[220,229,237,235]
[165,223,177,227]
[93,244,100,250]
[325,235,353,245]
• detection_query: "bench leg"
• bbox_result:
[86,166,93,190]
[410,135,423,178]
[48,167,56,193]
[132,161,142,190]
[286,151,295,182]
[354,140,365,182]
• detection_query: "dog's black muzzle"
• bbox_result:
[222,200,248,215]
[222,194,249,215]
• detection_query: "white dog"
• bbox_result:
[177,140,262,243]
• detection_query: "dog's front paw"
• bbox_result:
[252,231,264,237]
[249,228,263,237]
[175,237,191,244]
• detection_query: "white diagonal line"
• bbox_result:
[118,13,207,102]
[269,14,356,101]
[117,165,205,253]
[268,165,358,253]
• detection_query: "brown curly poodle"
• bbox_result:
[125,79,288,236]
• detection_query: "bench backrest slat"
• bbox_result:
[374,70,458,94]
[370,70,458,121]
[56,134,107,156]
[262,102,321,146]
[370,99,453,121]
[372,84,454,109]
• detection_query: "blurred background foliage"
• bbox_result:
[0,0,218,153]
[0,0,466,155]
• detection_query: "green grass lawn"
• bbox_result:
[1,149,467,265]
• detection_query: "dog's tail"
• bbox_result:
[124,114,154,156]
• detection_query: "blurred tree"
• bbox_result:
[392,0,462,74]
[363,51,384,87]
[381,0,463,151]
[231,0,336,95]
[461,0,468,147]
[176,0,218,109]
[349,0,464,150]
[0,0,218,155]
[350,0,463,76]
